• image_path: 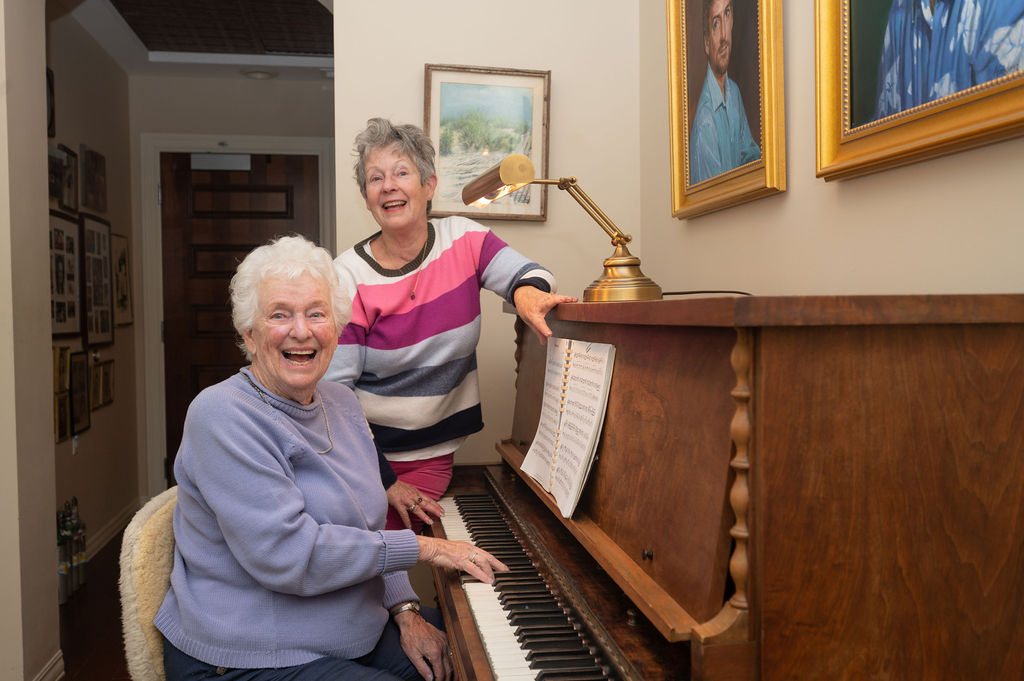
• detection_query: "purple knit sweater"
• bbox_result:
[154,369,420,668]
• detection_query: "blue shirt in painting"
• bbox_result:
[874,0,1024,120]
[689,64,761,185]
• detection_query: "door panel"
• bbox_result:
[160,152,320,483]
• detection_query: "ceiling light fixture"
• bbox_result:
[242,70,278,80]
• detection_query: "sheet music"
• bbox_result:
[522,337,615,517]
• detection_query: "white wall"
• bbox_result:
[2,0,63,677]
[336,3,1024,469]
[333,1,643,464]
[639,3,1024,297]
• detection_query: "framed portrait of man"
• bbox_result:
[668,0,786,218]
[816,0,1024,180]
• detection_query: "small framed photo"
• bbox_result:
[81,213,113,345]
[48,147,64,199]
[53,345,71,393]
[667,0,786,218]
[111,233,133,326]
[424,63,551,221]
[47,68,55,138]
[69,351,90,434]
[80,145,107,213]
[50,210,81,337]
[58,144,78,212]
[816,1,1024,180]
[54,391,70,443]
[90,359,114,410]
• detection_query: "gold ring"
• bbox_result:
[469,551,478,564]
[407,503,418,512]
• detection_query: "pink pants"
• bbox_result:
[385,453,454,532]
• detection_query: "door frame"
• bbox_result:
[138,133,335,496]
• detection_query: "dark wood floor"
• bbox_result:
[60,530,131,680]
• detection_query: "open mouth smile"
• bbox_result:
[283,349,317,364]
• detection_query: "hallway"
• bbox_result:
[60,532,130,680]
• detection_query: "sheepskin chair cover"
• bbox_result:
[119,486,177,681]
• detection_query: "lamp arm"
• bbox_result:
[532,178,631,246]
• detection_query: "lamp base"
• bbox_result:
[582,244,663,302]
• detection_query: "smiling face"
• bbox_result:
[363,144,437,234]
[704,0,733,80]
[243,272,337,405]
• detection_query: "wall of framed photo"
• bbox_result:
[46,63,129,450]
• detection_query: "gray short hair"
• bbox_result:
[229,235,350,359]
[353,117,436,198]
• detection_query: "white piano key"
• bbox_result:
[438,497,472,542]
[465,581,535,680]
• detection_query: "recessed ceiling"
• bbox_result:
[71,0,334,81]
[108,0,331,56]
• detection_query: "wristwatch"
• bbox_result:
[389,600,421,617]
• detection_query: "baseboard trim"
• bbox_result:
[32,650,64,681]
[84,497,144,562]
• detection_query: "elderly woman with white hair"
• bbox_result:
[154,235,506,681]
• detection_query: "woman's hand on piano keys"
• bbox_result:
[513,286,578,346]
[416,536,509,584]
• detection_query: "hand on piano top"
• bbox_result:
[416,535,510,584]
[513,286,579,346]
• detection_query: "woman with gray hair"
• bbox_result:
[326,119,577,532]
[155,235,506,681]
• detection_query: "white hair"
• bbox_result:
[229,235,350,359]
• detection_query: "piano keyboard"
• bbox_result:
[439,495,613,681]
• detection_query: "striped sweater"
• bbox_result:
[325,216,555,462]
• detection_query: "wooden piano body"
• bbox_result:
[434,294,1024,680]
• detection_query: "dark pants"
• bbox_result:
[163,607,445,681]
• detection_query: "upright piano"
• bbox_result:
[430,295,1024,680]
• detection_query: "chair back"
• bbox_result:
[119,486,177,681]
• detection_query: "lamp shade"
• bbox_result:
[461,154,536,207]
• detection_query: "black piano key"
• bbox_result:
[516,624,581,640]
[533,661,605,676]
[496,582,551,595]
[535,669,607,680]
[505,601,563,617]
[510,612,574,628]
[501,595,561,608]
[524,636,591,654]
[529,652,600,669]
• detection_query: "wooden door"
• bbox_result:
[160,152,320,484]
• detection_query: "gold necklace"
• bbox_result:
[409,237,430,300]
[240,371,334,455]
[373,227,432,299]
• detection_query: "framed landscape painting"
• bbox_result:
[424,63,550,220]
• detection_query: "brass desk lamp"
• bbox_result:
[461,154,662,302]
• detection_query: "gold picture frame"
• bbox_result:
[815,0,1024,181]
[667,0,786,218]
[424,63,550,221]
[90,359,114,410]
